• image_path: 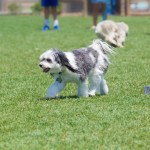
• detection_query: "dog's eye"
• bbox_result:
[47,58,52,63]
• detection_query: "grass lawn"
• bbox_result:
[0,15,150,150]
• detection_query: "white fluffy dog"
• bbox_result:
[95,20,129,48]
[39,40,113,99]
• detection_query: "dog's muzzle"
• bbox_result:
[43,68,50,72]
[39,64,50,73]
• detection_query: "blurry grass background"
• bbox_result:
[0,15,150,150]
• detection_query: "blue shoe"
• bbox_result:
[42,25,50,31]
[53,25,59,30]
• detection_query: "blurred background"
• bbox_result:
[0,0,149,16]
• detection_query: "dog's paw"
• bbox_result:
[88,92,95,97]
[45,97,56,100]
[45,95,58,100]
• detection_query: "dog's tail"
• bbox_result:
[92,39,114,55]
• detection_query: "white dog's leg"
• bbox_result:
[77,79,89,97]
[89,75,101,96]
[46,81,66,99]
[98,75,109,95]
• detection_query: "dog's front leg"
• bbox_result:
[77,79,88,97]
[46,80,66,99]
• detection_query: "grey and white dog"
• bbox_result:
[39,39,113,98]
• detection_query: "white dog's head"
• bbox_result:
[39,49,62,74]
[95,20,129,48]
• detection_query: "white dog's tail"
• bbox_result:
[91,39,114,55]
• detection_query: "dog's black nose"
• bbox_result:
[39,64,42,68]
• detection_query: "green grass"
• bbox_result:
[0,15,150,150]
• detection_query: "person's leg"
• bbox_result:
[43,7,50,19]
[43,7,50,26]
[51,0,59,30]
[51,7,59,30]
[41,0,50,31]
[92,3,99,27]
[101,2,107,20]
[51,7,57,20]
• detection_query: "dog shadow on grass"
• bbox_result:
[145,33,150,35]
[39,95,79,101]
[39,94,107,101]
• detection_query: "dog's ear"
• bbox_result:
[54,49,80,74]
[53,49,61,64]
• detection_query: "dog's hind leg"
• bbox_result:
[46,81,66,99]
[98,75,109,95]
[89,75,101,96]
[77,79,89,97]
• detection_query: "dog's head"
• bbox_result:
[117,22,129,36]
[39,49,79,74]
[39,49,62,74]
[116,30,126,47]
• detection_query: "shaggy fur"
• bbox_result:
[95,20,129,48]
[39,39,113,98]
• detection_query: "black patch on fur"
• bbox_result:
[53,49,80,74]
[73,48,98,81]
[56,77,62,83]
[109,42,117,48]
[100,58,109,74]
